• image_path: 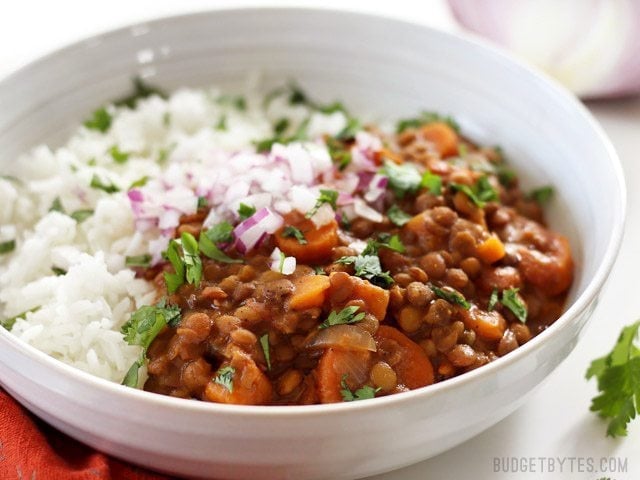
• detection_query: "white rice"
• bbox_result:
[0,83,352,382]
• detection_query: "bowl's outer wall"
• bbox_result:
[0,8,624,480]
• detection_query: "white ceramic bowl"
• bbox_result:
[0,8,625,480]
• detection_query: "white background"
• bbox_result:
[1,1,639,479]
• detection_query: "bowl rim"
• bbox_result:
[0,6,627,418]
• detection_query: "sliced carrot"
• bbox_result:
[375,325,434,389]
[459,306,506,341]
[289,274,332,310]
[476,234,506,264]
[315,348,372,404]
[351,276,390,321]
[275,218,339,264]
[421,122,459,157]
[204,351,272,405]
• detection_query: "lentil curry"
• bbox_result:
[122,106,573,405]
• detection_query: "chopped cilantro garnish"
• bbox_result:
[217,94,246,111]
[361,234,405,256]
[109,145,130,164]
[277,251,286,273]
[214,366,235,392]
[586,320,640,437]
[274,118,290,136]
[335,117,361,141]
[450,175,498,208]
[396,111,460,134]
[281,226,307,245]
[90,174,120,194]
[420,171,442,195]
[125,254,152,268]
[199,222,242,264]
[49,197,64,213]
[500,288,527,323]
[327,137,352,170]
[158,143,176,164]
[337,255,394,288]
[52,267,66,276]
[2,306,40,331]
[432,285,470,309]
[387,204,412,227]
[70,209,94,223]
[163,239,186,294]
[254,118,310,153]
[0,240,16,255]
[319,306,366,329]
[129,176,149,189]
[120,299,181,387]
[381,161,422,199]
[488,288,499,311]
[529,186,554,204]
[215,114,227,131]
[238,203,257,220]
[306,189,339,218]
[340,374,380,402]
[197,196,209,209]
[496,165,517,187]
[180,232,202,288]
[84,107,112,132]
[115,77,167,109]
[260,334,272,371]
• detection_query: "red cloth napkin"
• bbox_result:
[0,388,173,480]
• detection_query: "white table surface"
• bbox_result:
[2,1,639,479]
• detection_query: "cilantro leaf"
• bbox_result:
[450,175,498,208]
[90,174,120,194]
[214,366,235,392]
[120,300,181,388]
[501,288,527,323]
[381,161,422,199]
[335,117,361,141]
[337,255,394,288]
[0,239,16,255]
[51,266,67,276]
[120,301,181,350]
[340,374,380,402]
[282,226,307,245]
[163,239,186,293]
[586,320,640,437]
[125,254,152,268]
[1,306,40,331]
[387,204,412,227]
[115,77,167,109]
[306,189,339,219]
[129,176,149,189]
[197,196,209,209]
[432,285,470,309]
[327,137,352,170]
[238,203,256,220]
[215,114,227,131]
[84,107,112,132]
[319,306,366,329]
[70,209,94,223]
[260,334,272,371]
[180,232,203,288]
[396,111,460,134]
[199,223,242,264]
[361,234,405,256]
[488,288,499,311]
[420,171,442,195]
[109,145,130,164]
[49,197,64,213]
[529,186,554,204]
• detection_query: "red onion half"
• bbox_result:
[448,0,640,98]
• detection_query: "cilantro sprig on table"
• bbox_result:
[586,320,640,437]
